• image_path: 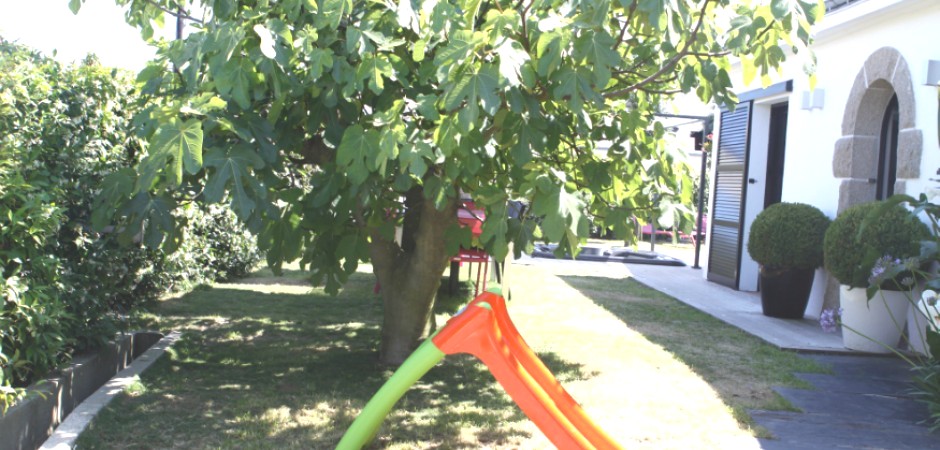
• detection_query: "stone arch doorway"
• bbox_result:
[825,47,923,311]
[833,47,922,213]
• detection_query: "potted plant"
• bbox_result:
[747,203,830,318]
[823,201,930,352]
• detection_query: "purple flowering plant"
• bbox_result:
[819,307,842,333]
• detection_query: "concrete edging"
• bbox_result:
[38,331,181,450]
[0,331,180,450]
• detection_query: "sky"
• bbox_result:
[0,0,164,70]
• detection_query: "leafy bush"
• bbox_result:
[747,202,830,270]
[156,203,262,292]
[1,40,155,352]
[0,38,263,409]
[0,147,71,410]
[823,201,930,288]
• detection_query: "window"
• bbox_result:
[876,94,899,200]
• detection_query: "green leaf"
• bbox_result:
[573,30,619,86]
[535,31,563,77]
[637,0,666,29]
[771,0,794,19]
[260,209,304,267]
[433,31,478,70]
[494,39,529,87]
[336,125,380,184]
[215,58,254,109]
[741,56,757,86]
[423,176,452,210]
[483,9,521,41]
[215,0,237,18]
[69,0,82,14]
[399,140,433,177]
[138,118,204,189]
[91,169,136,231]
[121,193,177,251]
[319,0,353,29]
[531,181,587,257]
[357,53,393,94]
[552,67,597,112]
[478,199,510,261]
[443,65,500,115]
[204,145,266,219]
[462,0,484,23]
[306,47,334,80]
[445,224,473,257]
[413,39,427,62]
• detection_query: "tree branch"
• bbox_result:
[613,1,638,52]
[603,0,714,99]
[142,0,204,25]
[639,87,683,95]
[518,0,535,52]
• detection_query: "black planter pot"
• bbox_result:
[759,267,815,319]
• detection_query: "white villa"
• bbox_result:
[701,0,940,316]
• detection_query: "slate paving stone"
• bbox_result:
[752,410,937,449]
[794,372,911,397]
[773,386,927,423]
[751,354,940,449]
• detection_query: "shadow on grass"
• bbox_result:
[78,271,590,449]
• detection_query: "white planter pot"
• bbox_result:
[840,285,912,353]
[907,299,940,356]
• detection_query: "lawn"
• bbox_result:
[75,260,826,449]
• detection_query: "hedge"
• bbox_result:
[0,38,262,411]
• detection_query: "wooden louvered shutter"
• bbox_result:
[707,102,752,288]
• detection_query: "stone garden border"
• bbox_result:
[0,331,180,450]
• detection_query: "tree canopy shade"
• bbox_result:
[80,0,824,364]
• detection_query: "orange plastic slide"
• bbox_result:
[431,291,623,450]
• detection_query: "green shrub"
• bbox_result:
[0,148,70,410]
[0,38,264,409]
[747,202,830,270]
[156,204,262,292]
[823,201,930,288]
[0,40,155,351]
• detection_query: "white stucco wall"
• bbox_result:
[710,0,940,314]
[784,0,940,215]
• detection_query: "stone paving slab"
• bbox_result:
[753,409,937,450]
[794,372,913,397]
[752,354,939,449]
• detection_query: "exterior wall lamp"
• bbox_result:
[801,89,825,110]
[925,60,940,86]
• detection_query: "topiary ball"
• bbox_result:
[747,202,830,270]
[823,201,930,288]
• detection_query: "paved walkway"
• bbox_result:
[752,354,936,450]
[626,260,848,353]
[516,247,940,449]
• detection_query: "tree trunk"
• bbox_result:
[369,190,457,365]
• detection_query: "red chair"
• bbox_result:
[452,202,489,296]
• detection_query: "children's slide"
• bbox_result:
[336,289,622,450]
